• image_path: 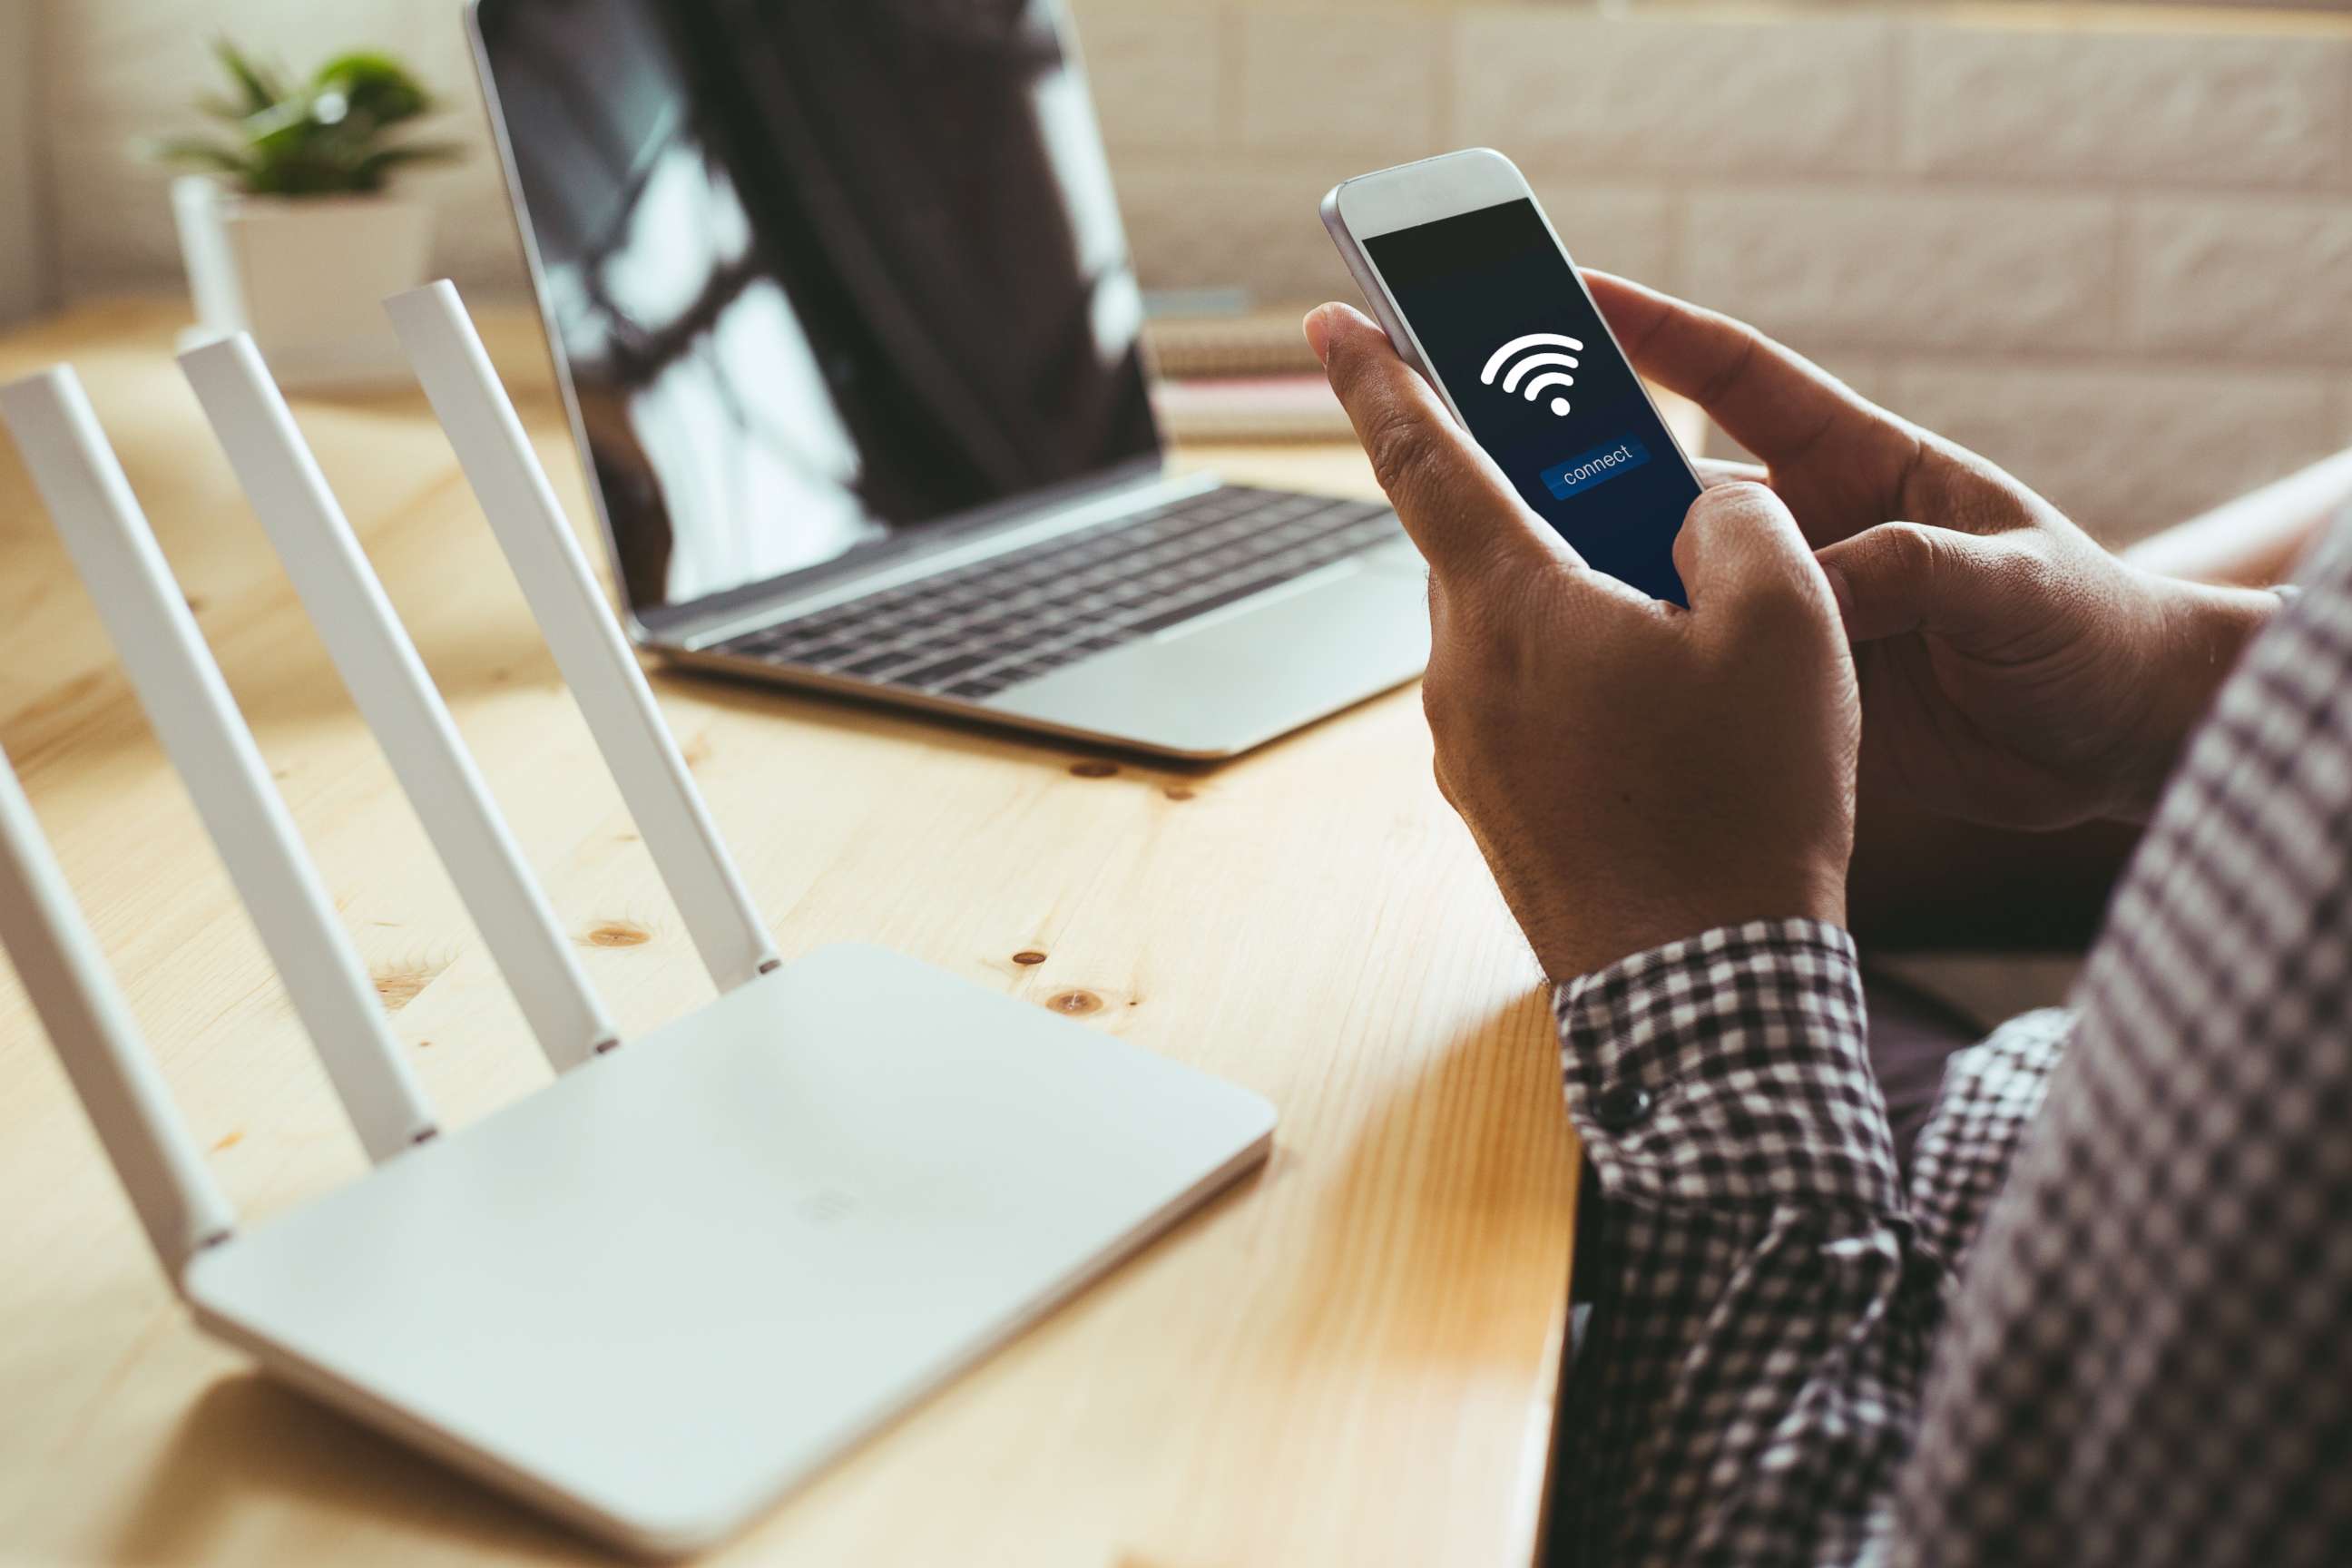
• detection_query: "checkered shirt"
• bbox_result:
[1548,514,2352,1567]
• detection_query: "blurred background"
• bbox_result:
[0,0,2346,544]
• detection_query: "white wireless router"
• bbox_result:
[0,284,1274,1558]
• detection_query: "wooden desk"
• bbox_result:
[0,300,1582,1567]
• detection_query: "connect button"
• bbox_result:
[1541,436,1651,500]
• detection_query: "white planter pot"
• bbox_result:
[171,175,436,388]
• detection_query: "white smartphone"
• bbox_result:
[1322,148,1704,604]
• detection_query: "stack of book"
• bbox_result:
[1143,304,1354,444]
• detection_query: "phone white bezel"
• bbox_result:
[1325,146,1530,242]
[1319,148,1704,495]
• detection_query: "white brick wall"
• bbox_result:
[1235,9,1445,162]
[2128,197,2352,362]
[1891,359,2338,539]
[1454,15,1894,179]
[1681,187,2122,354]
[1074,4,1224,153]
[1115,156,1357,299]
[11,0,2352,540]
[1077,1,2352,544]
[1900,24,2352,191]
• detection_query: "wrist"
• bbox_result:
[1532,863,1848,982]
[2124,577,2278,820]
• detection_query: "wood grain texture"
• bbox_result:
[0,301,1588,1567]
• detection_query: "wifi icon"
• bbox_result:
[1481,333,1584,416]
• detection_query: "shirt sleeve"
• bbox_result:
[1548,919,1961,1568]
[1903,1006,2070,1274]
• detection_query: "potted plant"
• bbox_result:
[151,43,461,387]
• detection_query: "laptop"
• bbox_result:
[467,0,1430,760]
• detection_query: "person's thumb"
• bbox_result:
[1671,480,1839,632]
[1814,521,2043,644]
[1305,301,1567,592]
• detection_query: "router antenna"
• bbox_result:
[385,282,780,992]
[0,741,238,1282]
[0,367,438,1161]
[180,335,620,1072]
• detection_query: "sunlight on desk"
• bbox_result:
[0,300,1594,1567]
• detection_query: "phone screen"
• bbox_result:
[1363,198,1700,604]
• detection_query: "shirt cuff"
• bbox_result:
[1553,918,1900,1214]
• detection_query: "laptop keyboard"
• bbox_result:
[711,485,1401,701]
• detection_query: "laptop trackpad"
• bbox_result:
[985,563,1431,759]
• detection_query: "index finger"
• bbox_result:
[1582,270,1888,473]
[1305,301,1573,591]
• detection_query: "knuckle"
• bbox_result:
[1418,671,1451,728]
[1429,753,1473,822]
[1703,477,1776,514]
[1449,593,1530,684]
[1690,324,1763,413]
[1418,660,1467,736]
[1846,521,1941,601]
[1752,557,1819,611]
[1881,520,1939,577]
[1741,572,1830,642]
[1730,554,1841,645]
[1685,476,1779,539]
[1423,627,1520,738]
[1993,534,2067,603]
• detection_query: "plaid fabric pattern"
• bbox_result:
[1549,515,2352,1567]
[1553,921,1945,1568]
[1903,1008,2068,1276]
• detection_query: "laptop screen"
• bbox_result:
[474,0,1161,621]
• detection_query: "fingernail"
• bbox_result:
[1301,308,1333,368]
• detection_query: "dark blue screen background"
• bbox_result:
[1365,199,1698,603]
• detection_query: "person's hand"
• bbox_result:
[1585,272,2278,828]
[1304,302,1858,980]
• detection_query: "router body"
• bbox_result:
[0,285,1275,1558]
[189,945,1269,1555]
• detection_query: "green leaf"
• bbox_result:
[212,39,286,116]
[349,141,466,190]
[143,136,254,179]
[314,52,434,125]
[240,96,318,156]
[174,42,459,197]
